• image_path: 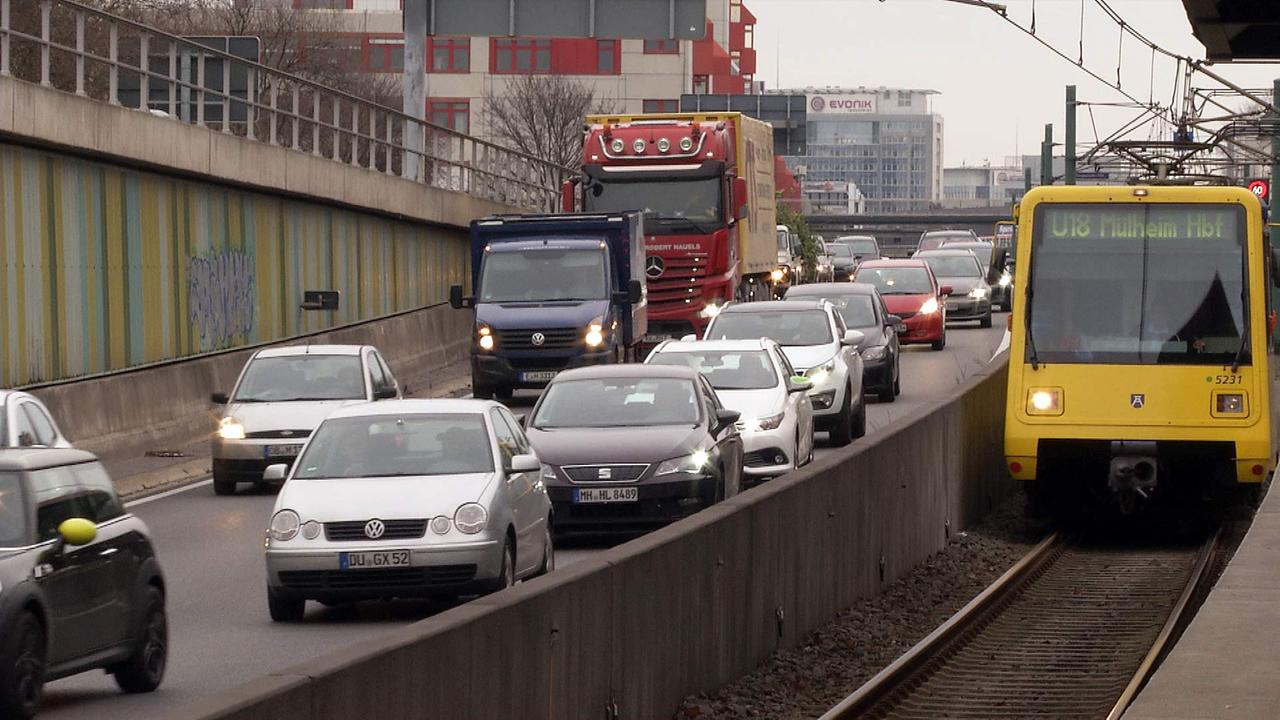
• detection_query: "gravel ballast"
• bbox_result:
[676,494,1044,719]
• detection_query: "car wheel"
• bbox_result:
[878,376,895,403]
[980,312,993,328]
[267,589,306,622]
[472,384,494,400]
[112,586,168,693]
[0,611,45,720]
[894,372,901,397]
[852,396,867,439]
[795,429,806,468]
[931,333,947,351]
[829,386,854,447]
[212,472,237,496]
[490,538,516,593]
[495,386,514,401]
[536,522,555,577]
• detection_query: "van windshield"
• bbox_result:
[479,248,608,303]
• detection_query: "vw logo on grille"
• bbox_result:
[364,519,386,539]
[531,332,546,346]
[645,256,665,279]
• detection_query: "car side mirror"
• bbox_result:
[887,314,904,329]
[449,284,474,310]
[373,386,398,400]
[211,391,229,404]
[508,453,540,473]
[732,177,749,220]
[940,285,954,297]
[57,518,97,547]
[714,408,741,431]
[842,329,865,348]
[787,376,811,393]
[680,333,698,342]
[263,464,289,482]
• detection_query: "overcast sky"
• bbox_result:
[748,0,1280,167]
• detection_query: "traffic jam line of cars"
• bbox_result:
[0,220,1009,718]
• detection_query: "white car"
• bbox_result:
[646,338,815,480]
[0,390,72,448]
[704,300,866,446]
[262,399,553,621]
[210,344,402,495]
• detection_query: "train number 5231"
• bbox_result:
[1215,374,1243,385]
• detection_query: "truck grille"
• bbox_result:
[562,464,649,482]
[493,328,580,351]
[324,519,428,541]
[649,253,711,310]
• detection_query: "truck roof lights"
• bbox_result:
[633,139,647,154]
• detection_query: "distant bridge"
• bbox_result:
[805,210,1011,255]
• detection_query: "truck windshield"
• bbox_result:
[584,178,722,234]
[1028,203,1247,365]
[777,230,790,252]
[479,248,608,303]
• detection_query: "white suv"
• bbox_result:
[646,338,815,480]
[703,301,866,446]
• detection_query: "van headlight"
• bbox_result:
[454,503,488,534]
[585,317,605,348]
[268,510,300,541]
[656,449,710,476]
[477,324,495,351]
[217,417,246,440]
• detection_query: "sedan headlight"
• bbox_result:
[805,360,836,385]
[920,297,940,315]
[268,510,300,541]
[969,287,989,300]
[454,503,488,534]
[862,345,888,361]
[541,463,559,482]
[585,316,605,348]
[217,417,245,440]
[743,412,785,432]
[655,449,710,476]
[998,272,1012,287]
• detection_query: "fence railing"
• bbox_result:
[0,0,570,212]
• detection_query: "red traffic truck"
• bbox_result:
[567,112,779,341]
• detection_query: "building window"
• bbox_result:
[643,99,679,113]
[295,0,347,8]
[644,39,679,54]
[730,0,742,23]
[597,39,616,73]
[692,74,709,94]
[744,25,754,48]
[366,38,404,73]
[492,38,551,73]
[428,99,469,134]
[430,37,470,73]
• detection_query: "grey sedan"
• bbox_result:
[915,249,994,327]
[262,399,553,621]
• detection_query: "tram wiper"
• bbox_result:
[1231,290,1249,374]
[1024,287,1040,370]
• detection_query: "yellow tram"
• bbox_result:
[1004,185,1278,512]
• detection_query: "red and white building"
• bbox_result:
[311,0,758,140]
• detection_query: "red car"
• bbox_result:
[852,259,951,351]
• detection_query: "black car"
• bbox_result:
[783,283,902,402]
[823,243,859,281]
[940,239,1013,311]
[0,450,167,718]
[526,365,744,536]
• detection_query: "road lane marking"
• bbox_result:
[125,478,213,508]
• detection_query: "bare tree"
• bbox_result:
[483,74,615,176]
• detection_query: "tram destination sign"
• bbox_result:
[427,0,709,39]
[1041,205,1240,242]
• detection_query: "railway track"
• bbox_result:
[819,531,1220,720]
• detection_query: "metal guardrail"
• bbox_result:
[0,0,570,212]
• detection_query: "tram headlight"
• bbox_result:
[1026,388,1063,416]
[1214,392,1247,416]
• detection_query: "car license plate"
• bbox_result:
[573,487,639,504]
[340,550,411,569]
[642,333,672,344]
[519,370,558,383]
[946,303,959,312]
[264,443,303,458]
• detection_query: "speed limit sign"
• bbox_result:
[1248,178,1269,202]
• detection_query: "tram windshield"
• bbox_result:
[1027,203,1248,365]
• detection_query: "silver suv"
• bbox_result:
[210,345,402,495]
[703,301,866,446]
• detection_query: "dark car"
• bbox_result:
[940,239,1012,311]
[823,243,859,281]
[917,229,979,254]
[0,450,167,718]
[833,235,881,264]
[915,249,993,327]
[785,283,902,402]
[526,365,744,536]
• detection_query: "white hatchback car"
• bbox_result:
[704,300,866,446]
[0,391,72,449]
[210,345,401,495]
[262,399,553,621]
[646,338,814,480]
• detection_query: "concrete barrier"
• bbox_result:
[165,357,1013,720]
[27,301,471,461]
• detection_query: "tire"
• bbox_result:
[472,381,494,400]
[111,586,168,693]
[267,589,305,623]
[980,312,993,328]
[852,396,867,439]
[212,470,236,496]
[535,522,555,577]
[828,387,854,447]
[494,386,514,401]
[894,370,901,397]
[930,333,947,351]
[877,378,895,404]
[0,611,45,720]
[487,539,516,594]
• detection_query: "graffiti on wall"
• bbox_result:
[188,250,256,350]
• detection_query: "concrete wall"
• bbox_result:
[29,300,471,461]
[167,358,1013,720]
